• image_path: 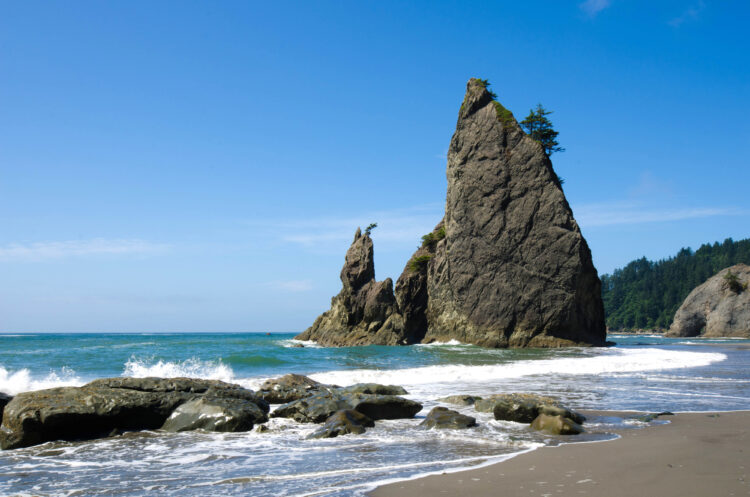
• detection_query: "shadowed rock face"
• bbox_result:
[297,78,606,348]
[667,264,750,338]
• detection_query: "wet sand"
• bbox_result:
[369,411,750,497]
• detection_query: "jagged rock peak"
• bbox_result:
[296,228,407,346]
[298,78,607,348]
[341,227,375,291]
[420,77,606,347]
[667,264,750,338]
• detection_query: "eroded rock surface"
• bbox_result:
[667,264,750,338]
[297,79,606,348]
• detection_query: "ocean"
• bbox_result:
[1,332,749,496]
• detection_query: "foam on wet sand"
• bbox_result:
[369,410,750,497]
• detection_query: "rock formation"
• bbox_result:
[296,228,406,346]
[309,410,375,438]
[419,406,477,430]
[0,377,269,450]
[667,264,750,338]
[270,390,422,423]
[298,78,606,348]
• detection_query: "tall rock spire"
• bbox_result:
[420,78,605,347]
[298,79,606,348]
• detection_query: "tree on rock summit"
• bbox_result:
[520,104,564,156]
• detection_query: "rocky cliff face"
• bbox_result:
[667,264,750,338]
[297,78,606,348]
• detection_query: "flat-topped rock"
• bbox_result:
[257,374,327,404]
[271,391,422,423]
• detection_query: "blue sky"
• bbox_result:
[1,1,748,332]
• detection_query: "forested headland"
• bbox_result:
[601,238,750,331]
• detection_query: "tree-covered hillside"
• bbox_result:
[601,238,750,330]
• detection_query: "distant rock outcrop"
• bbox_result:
[667,264,750,338]
[298,78,606,348]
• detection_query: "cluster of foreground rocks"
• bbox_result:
[0,374,588,450]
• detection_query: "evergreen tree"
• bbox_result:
[520,104,564,156]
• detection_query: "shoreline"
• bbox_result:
[368,410,750,497]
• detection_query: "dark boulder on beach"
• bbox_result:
[353,394,422,420]
[271,391,422,423]
[257,374,328,404]
[308,409,375,438]
[0,377,269,450]
[271,391,352,423]
[297,78,606,349]
[667,264,750,338]
[530,413,584,435]
[161,396,268,432]
[420,406,477,429]
[475,393,585,425]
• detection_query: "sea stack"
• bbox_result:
[296,228,406,346]
[298,78,606,348]
[667,264,750,338]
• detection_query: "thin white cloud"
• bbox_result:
[575,202,745,227]
[579,0,611,17]
[0,238,169,262]
[669,1,705,27]
[268,280,314,292]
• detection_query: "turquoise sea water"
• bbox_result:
[1,333,749,496]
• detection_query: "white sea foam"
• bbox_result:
[308,348,726,392]
[415,339,465,346]
[0,366,83,394]
[281,339,322,348]
[122,356,235,382]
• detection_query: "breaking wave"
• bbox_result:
[308,348,726,390]
[0,366,83,395]
[122,356,236,383]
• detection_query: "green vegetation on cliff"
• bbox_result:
[602,238,750,330]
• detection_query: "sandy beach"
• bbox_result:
[369,411,750,497]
